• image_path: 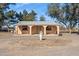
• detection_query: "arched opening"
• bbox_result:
[32,25,44,35]
[21,25,30,34]
[46,25,57,34]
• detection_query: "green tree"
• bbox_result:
[22,10,28,21]
[23,9,28,15]
[40,16,45,21]
[5,10,16,19]
[15,12,23,21]
[22,10,37,21]
[48,3,79,33]
[0,3,11,11]
[0,3,14,28]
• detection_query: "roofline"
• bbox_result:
[17,21,60,26]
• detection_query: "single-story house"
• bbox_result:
[15,21,60,35]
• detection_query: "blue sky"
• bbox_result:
[9,3,53,21]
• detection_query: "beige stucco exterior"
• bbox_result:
[15,25,60,35]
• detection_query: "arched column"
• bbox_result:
[15,25,18,34]
[43,26,47,35]
[29,26,32,35]
[57,25,60,35]
[16,26,22,34]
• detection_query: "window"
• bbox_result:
[46,26,51,30]
[22,26,28,31]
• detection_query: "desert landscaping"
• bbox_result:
[0,32,79,56]
[0,3,79,56]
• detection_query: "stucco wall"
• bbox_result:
[32,25,44,34]
[46,25,57,34]
[16,25,58,35]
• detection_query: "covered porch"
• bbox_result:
[15,25,60,36]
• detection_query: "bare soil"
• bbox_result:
[0,32,79,56]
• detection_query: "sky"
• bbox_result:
[9,3,53,21]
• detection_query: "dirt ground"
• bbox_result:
[0,32,79,56]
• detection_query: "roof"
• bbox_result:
[17,21,60,26]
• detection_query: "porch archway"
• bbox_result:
[32,25,44,35]
[21,25,30,34]
[46,25,57,34]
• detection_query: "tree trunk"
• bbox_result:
[69,28,72,33]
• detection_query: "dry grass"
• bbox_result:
[0,32,79,55]
[14,39,72,47]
